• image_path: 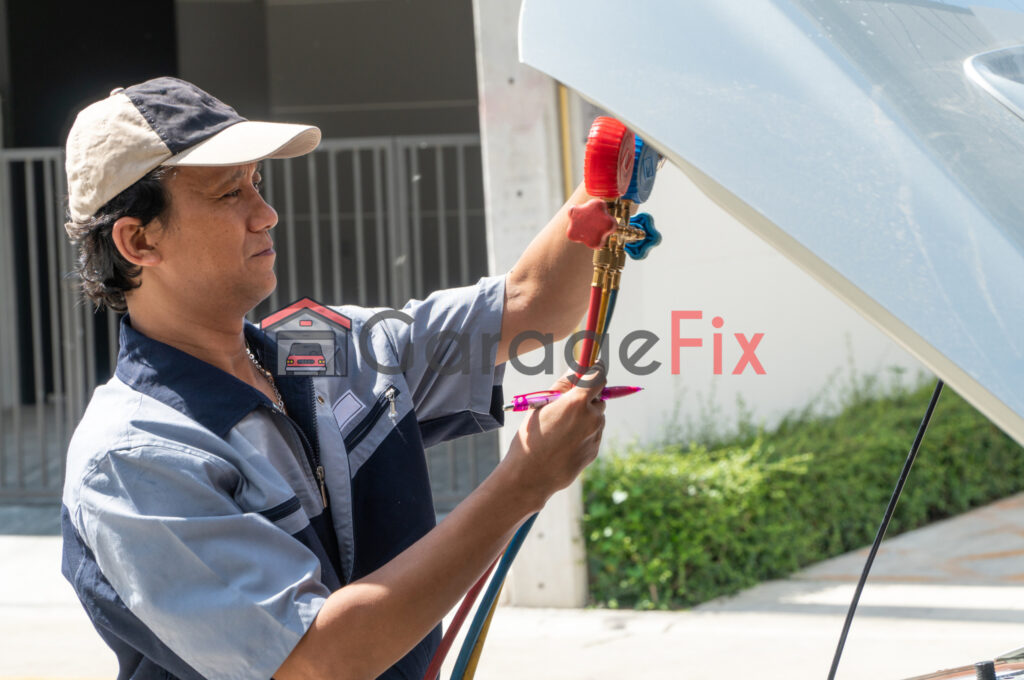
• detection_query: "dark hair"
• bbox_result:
[65,167,172,312]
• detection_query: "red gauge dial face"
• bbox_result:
[584,117,635,199]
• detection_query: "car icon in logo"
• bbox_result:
[285,342,327,376]
[261,298,351,378]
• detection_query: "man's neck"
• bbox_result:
[126,298,252,380]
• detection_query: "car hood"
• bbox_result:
[520,0,1024,446]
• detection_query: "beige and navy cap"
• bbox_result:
[65,76,321,222]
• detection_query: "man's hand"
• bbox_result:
[503,363,607,510]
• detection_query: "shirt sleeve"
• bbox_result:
[381,274,507,448]
[71,443,330,680]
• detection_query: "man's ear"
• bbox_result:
[112,217,163,267]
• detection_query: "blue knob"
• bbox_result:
[622,137,660,203]
[625,213,661,260]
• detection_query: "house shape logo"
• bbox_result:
[259,298,352,378]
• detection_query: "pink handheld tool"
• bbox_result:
[503,386,642,412]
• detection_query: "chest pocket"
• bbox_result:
[343,385,400,457]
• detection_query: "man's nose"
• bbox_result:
[250,192,279,231]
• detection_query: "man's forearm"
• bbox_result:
[275,460,540,680]
[497,183,598,364]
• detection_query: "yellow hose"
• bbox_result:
[462,580,505,679]
[589,285,611,365]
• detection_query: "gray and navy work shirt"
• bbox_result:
[61,275,507,680]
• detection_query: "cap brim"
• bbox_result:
[163,121,321,166]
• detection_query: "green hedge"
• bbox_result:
[583,382,1024,609]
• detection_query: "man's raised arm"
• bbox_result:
[495,183,608,365]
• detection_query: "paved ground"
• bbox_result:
[3,494,1024,679]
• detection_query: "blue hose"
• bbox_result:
[605,288,618,333]
[450,513,538,679]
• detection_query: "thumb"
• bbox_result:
[548,367,579,394]
[575,361,607,398]
[550,361,606,396]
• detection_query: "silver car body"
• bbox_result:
[519,0,1024,447]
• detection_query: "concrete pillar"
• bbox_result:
[472,0,588,607]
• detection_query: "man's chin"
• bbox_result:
[255,281,277,309]
[245,275,277,315]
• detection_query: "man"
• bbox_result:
[60,77,608,680]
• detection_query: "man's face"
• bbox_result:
[148,163,279,315]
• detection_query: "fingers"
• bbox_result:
[510,362,608,497]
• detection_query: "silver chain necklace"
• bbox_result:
[245,345,286,413]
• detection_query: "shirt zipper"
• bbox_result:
[252,342,328,510]
[274,410,327,510]
[265,386,329,510]
[308,380,328,509]
[344,385,400,452]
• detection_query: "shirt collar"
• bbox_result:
[115,315,301,438]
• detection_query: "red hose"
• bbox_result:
[575,284,604,378]
[422,559,499,680]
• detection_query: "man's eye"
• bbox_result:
[221,173,261,199]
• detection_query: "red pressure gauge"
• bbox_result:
[583,116,635,199]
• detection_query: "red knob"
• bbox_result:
[567,198,616,249]
[584,117,635,199]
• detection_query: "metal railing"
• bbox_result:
[0,135,499,507]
